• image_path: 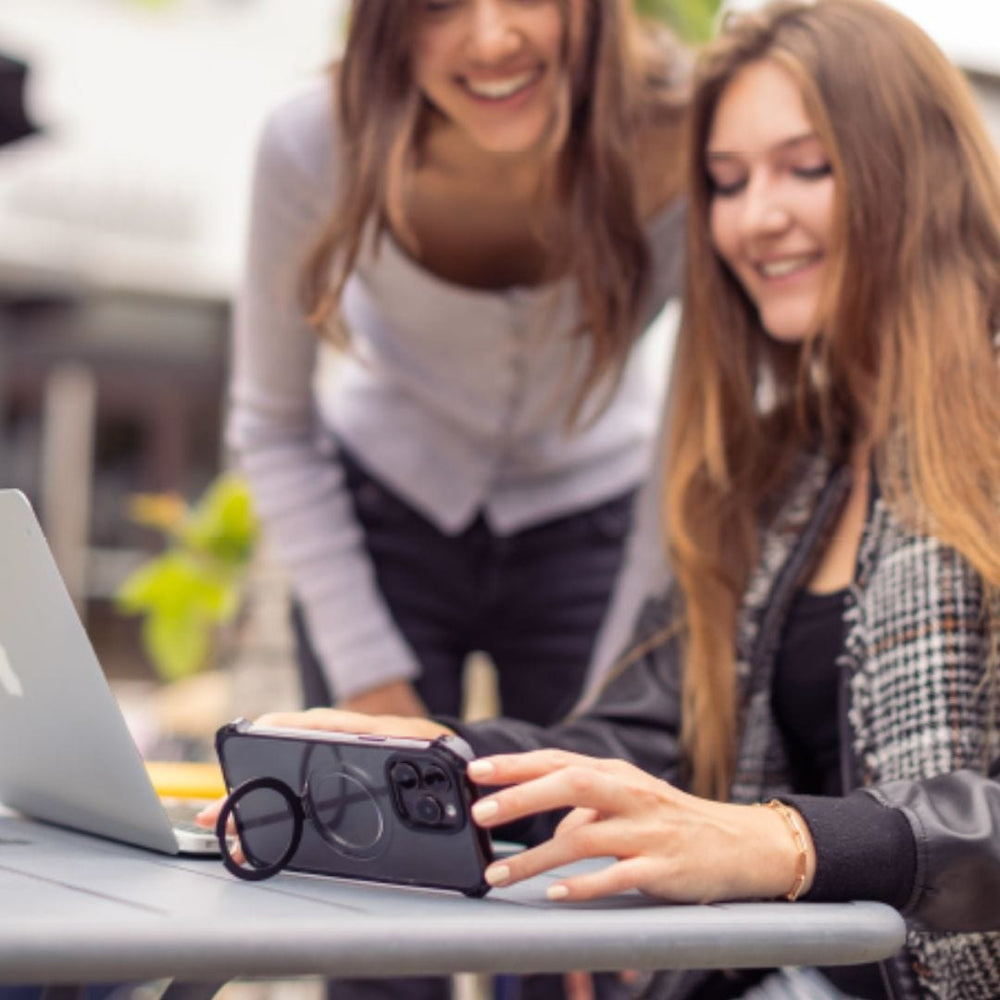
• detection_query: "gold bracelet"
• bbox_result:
[758,798,808,901]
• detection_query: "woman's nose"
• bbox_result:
[466,0,521,61]
[739,177,791,238]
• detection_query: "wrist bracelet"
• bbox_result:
[758,798,808,901]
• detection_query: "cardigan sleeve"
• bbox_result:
[227,85,421,700]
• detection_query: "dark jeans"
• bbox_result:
[292,449,637,1000]
[294,447,635,724]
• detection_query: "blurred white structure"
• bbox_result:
[0,0,348,615]
[0,0,347,300]
[882,0,1000,80]
[884,0,1000,144]
[724,0,1000,146]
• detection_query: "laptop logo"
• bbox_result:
[0,642,24,698]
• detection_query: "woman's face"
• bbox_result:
[706,59,837,344]
[412,0,574,157]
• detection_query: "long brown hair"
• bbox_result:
[666,0,1000,799]
[300,0,688,415]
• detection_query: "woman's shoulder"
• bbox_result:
[254,78,339,190]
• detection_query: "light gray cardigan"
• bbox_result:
[227,84,686,700]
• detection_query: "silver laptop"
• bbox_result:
[0,488,218,855]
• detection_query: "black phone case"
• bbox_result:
[215,720,493,896]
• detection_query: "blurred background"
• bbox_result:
[0,0,350,749]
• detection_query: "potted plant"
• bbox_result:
[115,474,258,683]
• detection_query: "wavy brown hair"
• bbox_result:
[300,0,688,417]
[664,0,1000,799]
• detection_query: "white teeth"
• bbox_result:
[759,256,816,278]
[464,70,537,100]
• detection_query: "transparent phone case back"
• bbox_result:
[216,727,491,895]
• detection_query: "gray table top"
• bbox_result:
[0,813,906,985]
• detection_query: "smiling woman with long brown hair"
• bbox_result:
[228,4,688,998]
[215,2,1000,997]
[229,0,688,722]
[669,0,1000,810]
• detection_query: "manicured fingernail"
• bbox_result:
[468,759,494,777]
[547,884,569,901]
[471,799,499,822]
[485,864,510,887]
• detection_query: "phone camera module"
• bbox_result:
[389,761,420,791]
[388,754,464,831]
[414,794,443,825]
[422,765,450,791]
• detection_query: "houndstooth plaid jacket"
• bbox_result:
[729,454,1000,1000]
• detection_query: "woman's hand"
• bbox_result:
[252,705,450,740]
[467,750,816,903]
[339,679,428,718]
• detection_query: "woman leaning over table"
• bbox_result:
[228,1,1000,996]
[227,0,689,733]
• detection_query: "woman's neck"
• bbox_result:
[418,112,553,199]
[395,115,559,289]
[806,445,871,595]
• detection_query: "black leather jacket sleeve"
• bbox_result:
[864,767,1000,932]
[452,598,686,845]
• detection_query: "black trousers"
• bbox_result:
[294,447,635,724]
[292,449,637,1000]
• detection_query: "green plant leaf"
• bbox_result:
[179,474,258,566]
[115,473,258,681]
[115,553,191,615]
[142,608,212,683]
[635,0,723,42]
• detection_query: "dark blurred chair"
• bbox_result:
[0,51,39,148]
[0,295,228,612]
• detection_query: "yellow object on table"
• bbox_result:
[145,760,226,801]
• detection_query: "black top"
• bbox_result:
[772,587,914,1000]
[771,588,846,795]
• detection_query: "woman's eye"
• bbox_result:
[793,162,833,181]
[708,175,746,198]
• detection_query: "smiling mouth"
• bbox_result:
[757,254,823,279]
[461,68,543,102]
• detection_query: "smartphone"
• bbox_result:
[215,719,493,896]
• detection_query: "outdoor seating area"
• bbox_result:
[0,3,998,1000]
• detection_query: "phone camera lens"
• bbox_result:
[422,765,449,790]
[414,795,442,825]
[390,762,420,791]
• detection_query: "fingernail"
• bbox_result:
[485,864,510,887]
[547,884,569,901]
[471,799,499,822]
[468,759,495,778]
